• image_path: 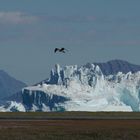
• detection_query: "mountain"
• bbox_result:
[0,70,26,100]
[94,59,140,75]
[1,60,140,112]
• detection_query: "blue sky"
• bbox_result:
[0,0,140,84]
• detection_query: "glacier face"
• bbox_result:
[0,101,25,112]
[22,63,140,112]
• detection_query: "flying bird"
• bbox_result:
[54,48,68,53]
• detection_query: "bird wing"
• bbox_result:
[54,48,59,53]
[60,48,64,51]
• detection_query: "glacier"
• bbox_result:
[20,63,140,112]
[0,101,25,112]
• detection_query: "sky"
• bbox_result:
[0,0,140,85]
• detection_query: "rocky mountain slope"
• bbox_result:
[0,70,26,100]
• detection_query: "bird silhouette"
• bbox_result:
[54,48,68,53]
